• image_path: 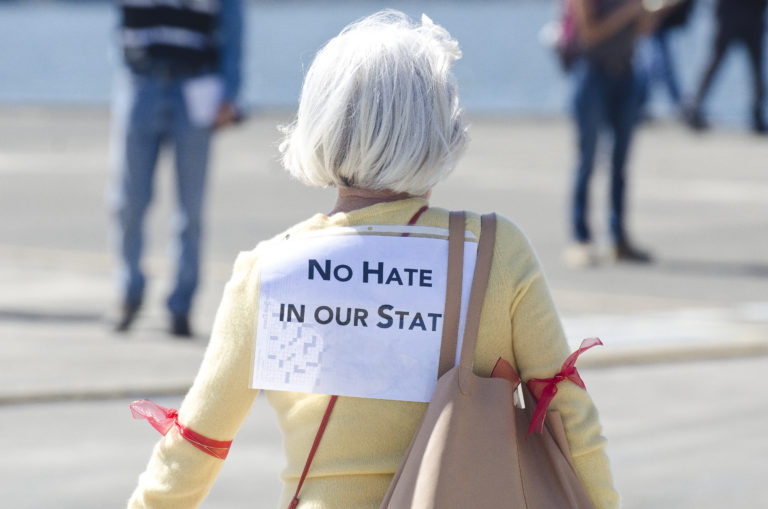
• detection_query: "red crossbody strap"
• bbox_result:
[405,205,428,229]
[289,205,426,508]
[289,395,338,509]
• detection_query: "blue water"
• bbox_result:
[0,0,760,123]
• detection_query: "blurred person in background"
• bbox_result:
[564,0,667,267]
[109,0,243,337]
[684,0,767,132]
[637,0,695,118]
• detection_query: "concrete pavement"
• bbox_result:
[1,107,767,508]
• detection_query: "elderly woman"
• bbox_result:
[128,10,619,509]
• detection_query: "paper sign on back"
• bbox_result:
[251,225,477,402]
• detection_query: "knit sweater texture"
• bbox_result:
[128,198,620,509]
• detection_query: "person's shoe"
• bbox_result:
[115,300,141,332]
[751,109,767,134]
[563,241,597,268]
[170,314,192,338]
[611,241,653,264]
[683,105,708,131]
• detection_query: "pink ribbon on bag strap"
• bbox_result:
[526,337,602,435]
[129,399,233,460]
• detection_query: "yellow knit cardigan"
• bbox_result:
[128,198,619,509]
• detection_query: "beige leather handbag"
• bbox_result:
[379,212,596,509]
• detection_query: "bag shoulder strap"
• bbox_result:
[437,211,466,377]
[458,213,497,394]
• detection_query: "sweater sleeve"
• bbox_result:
[127,251,261,508]
[500,221,620,509]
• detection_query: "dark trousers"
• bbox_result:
[571,60,641,244]
[651,28,682,107]
[693,16,766,124]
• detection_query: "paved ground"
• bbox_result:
[1,107,767,508]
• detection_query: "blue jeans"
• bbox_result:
[651,29,682,107]
[109,70,212,316]
[571,60,640,244]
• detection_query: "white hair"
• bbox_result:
[279,10,468,195]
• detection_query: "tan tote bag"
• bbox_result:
[380,212,596,509]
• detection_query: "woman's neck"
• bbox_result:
[329,187,428,215]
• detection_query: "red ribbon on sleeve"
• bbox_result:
[129,399,233,460]
[525,337,602,435]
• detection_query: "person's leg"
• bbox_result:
[564,62,605,267]
[653,29,682,108]
[571,62,603,244]
[166,80,214,334]
[607,68,651,262]
[634,36,653,120]
[743,22,766,132]
[109,71,165,329]
[687,23,732,128]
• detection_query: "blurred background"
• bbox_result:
[1,1,767,508]
[0,0,760,121]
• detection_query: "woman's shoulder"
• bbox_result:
[457,211,531,246]
[229,209,538,273]
[492,214,534,247]
[470,212,541,274]
[239,214,331,254]
[420,208,535,254]
[227,214,332,281]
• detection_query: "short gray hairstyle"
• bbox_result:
[279,10,468,195]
